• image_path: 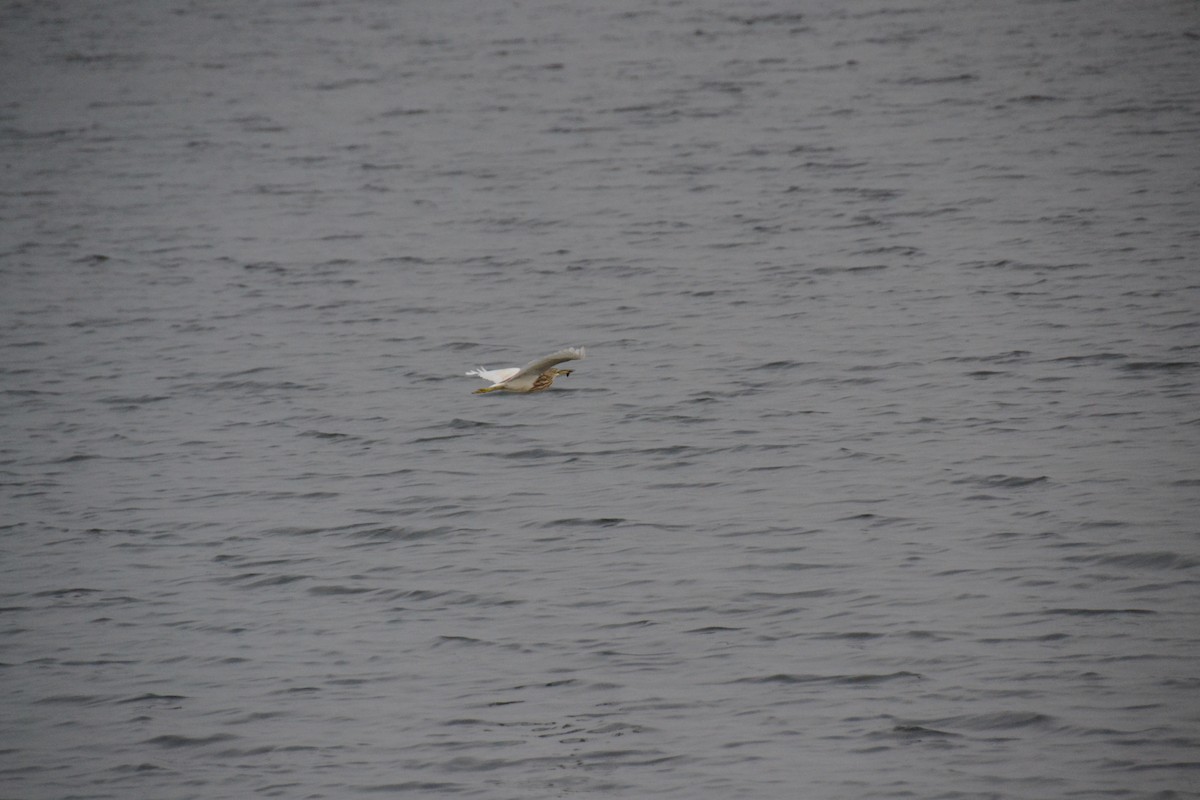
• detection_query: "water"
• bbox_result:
[2,0,1198,797]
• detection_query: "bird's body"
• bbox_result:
[466,347,585,394]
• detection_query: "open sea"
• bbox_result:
[2,0,1198,798]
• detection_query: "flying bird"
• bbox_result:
[465,347,585,394]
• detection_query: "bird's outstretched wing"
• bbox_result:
[465,366,521,383]
[512,347,585,380]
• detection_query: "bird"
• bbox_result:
[465,347,585,394]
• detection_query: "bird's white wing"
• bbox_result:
[465,366,521,384]
[511,347,585,380]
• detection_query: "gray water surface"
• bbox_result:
[2,1,1199,798]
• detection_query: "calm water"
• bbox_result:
[2,1,1199,798]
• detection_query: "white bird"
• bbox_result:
[465,347,585,394]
